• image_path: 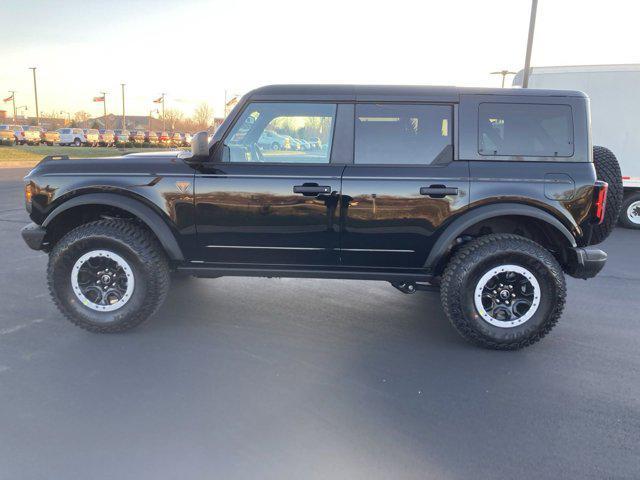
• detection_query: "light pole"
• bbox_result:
[17,105,28,117]
[490,70,518,88]
[121,83,126,130]
[100,92,107,129]
[522,0,538,88]
[8,91,17,121]
[29,67,40,125]
[161,93,165,131]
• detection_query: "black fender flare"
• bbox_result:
[424,203,577,272]
[42,192,184,261]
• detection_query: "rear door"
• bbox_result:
[340,103,469,270]
[194,102,348,266]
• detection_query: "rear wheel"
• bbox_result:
[591,146,623,244]
[48,219,170,333]
[73,138,82,147]
[619,191,640,229]
[440,234,566,350]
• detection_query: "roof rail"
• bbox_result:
[41,155,69,161]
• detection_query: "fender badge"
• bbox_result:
[176,181,190,193]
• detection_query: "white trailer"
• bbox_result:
[513,64,640,228]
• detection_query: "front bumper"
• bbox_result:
[21,223,47,251]
[566,247,607,279]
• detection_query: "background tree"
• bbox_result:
[164,108,184,131]
[74,111,90,128]
[192,103,213,131]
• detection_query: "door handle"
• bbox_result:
[419,185,459,198]
[293,185,332,195]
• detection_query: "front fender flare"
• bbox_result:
[424,203,577,273]
[42,192,184,261]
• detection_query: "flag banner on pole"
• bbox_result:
[93,96,105,102]
[153,96,163,103]
[3,94,13,102]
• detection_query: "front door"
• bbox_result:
[340,102,469,270]
[194,102,342,266]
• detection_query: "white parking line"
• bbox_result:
[0,318,44,337]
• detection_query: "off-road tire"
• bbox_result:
[591,145,623,244]
[440,234,566,350]
[48,219,170,333]
[619,191,640,229]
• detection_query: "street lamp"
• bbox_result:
[522,0,539,88]
[490,70,518,88]
[29,67,39,125]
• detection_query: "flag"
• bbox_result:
[153,96,163,103]
[3,94,13,103]
[93,96,105,102]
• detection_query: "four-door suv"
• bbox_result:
[58,128,87,147]
[21,85,618,350]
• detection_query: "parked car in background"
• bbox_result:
[83,129,100,147]
[297,138,311,150]
[0,125,24,145]
[129,130,145,144]
[57,128,86,147]
[40,128,60,146]
[23,126,42,145]
[144,130,158,144]
[171,132,182,147]
[257,130,288,150]
[284,135,302,151]
[113,129,130,144]
[308,137,322,150]
[157,131,171,146]
[98,129,115,147]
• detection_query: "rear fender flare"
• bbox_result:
[425,203,576,273]
[42,192,184,261]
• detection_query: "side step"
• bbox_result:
[176,264,434,283]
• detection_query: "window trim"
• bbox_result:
[216,100,340,166]
[352,102,456,167]
[477,102,575,159]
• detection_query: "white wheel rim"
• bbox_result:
[474,264,540,328]
[627,200,640,225]
[71,250,135,312]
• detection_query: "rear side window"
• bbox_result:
[478,103,573,157]
[354,104,453,165]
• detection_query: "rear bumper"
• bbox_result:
[21,223,47,251]
[565,247,607,279]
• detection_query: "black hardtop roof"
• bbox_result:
[247,84,587,102]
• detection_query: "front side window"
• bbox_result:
[354,103,453,165]
[478,103,574,157]
[224,102,336,163]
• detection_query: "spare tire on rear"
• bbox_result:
[590,146,623,244]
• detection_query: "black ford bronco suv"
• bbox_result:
[21,85,622,350]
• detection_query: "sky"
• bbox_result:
[0,0,637,121]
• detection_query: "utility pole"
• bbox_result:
[522,0,538,88]
[148,110,152,131]
[29,67,39,125]
[9,91,17,121]
[121,83,126,130]
[100,92,107,129]
[161,93,166,131]
[490,70,518,88]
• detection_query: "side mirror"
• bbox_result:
[191,131,209,158]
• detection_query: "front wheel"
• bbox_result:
[440,234,566,350]
[620,191,640,229]
[48,219,170,333]
[73,138,82,147]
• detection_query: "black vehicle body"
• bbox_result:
[22,85,605,282]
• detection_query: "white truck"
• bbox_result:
[514,64,640,229]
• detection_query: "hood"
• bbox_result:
[25,150,194,180]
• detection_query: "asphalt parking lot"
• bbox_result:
[0,166,638,479]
